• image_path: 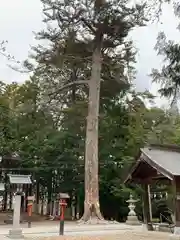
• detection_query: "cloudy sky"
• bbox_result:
[0,1,180,107]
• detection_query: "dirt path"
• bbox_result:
[27,231,170,240]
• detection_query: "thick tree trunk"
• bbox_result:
[47,173,53,216]
[3,173,8,211]
[35,181,40,214]
[41,199,44,216]
[80,45,104,222]
[9,191,12,210]
[3,191,7,211]
[47,190,52,216]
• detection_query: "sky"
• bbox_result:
[0,1,180,108]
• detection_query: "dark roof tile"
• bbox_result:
[142,147,180,176]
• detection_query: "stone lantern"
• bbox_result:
[8,174,32,239]
[126,194,140,226]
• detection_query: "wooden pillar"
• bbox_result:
[142,184,153,231]
[148,185,152,222]
[173,177,180,236]
[171,180,176,224]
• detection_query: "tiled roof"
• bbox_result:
[125,144,180,183]
[141,147,180,176]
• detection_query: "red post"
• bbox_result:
[59,199,67,235]
[27,196,35,228]
[60,199,67,220]
[27,203,33,217]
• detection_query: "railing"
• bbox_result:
[159,211,175,233]
[167,207,174,215]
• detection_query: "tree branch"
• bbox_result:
[49,80,89,96]
[81,18,96,34]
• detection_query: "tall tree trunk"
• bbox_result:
[35,181,40,214]
[47,175,52,216]
[81,42,104,222]
[9,191,12,210]
[41,198,44,216]
[3,173,8,211]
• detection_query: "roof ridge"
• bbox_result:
[147,143,180,153]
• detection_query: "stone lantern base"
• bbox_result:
[8,229,24,239]
[126,215,141,226]
[169,227,180,240]
[169,235,180,240]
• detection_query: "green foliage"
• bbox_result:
[151,32,180,102]
[0,78,155,219]
[3,75,178,220]
[1,0,179,221]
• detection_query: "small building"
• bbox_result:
[125,144,180,234]
[0,154,32,212]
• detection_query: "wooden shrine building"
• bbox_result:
[125,144,180,236]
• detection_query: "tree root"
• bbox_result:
[77,201,118,224]
[77,217,108,225]
[77,217,119,225]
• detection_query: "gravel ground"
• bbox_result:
[26,231,170,240]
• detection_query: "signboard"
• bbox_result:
[0,183,5,191]
[27,196,35,201]
[8,174,32,184]
[59,193,70,199]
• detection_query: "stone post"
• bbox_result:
[8,194,24,239]
[126,194,140,226]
